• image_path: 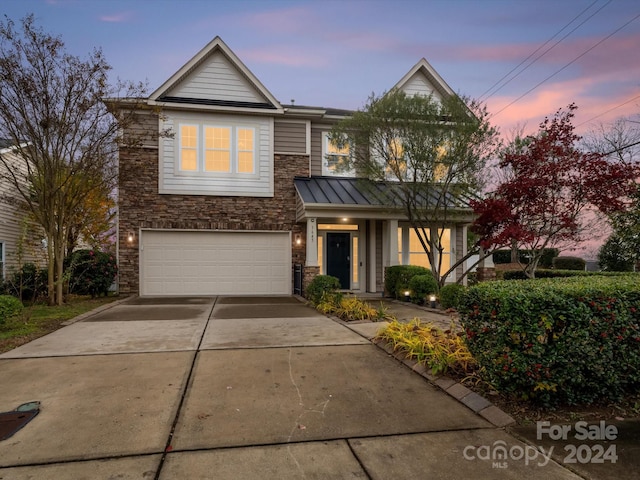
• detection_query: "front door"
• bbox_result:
[326,232,350,289]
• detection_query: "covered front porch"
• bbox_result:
[294,177,474,293]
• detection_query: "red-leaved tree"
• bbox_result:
[471,104,639,278]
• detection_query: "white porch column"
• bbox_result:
[368,220,377,293]
[462,225,468,286]
[387,219,399,266]
[306,218,318,267]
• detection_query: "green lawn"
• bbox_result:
[0,295,121,353]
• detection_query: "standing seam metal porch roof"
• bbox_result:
[294,176,476,210]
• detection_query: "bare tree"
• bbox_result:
[0,15,146,305]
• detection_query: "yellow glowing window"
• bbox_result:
[352,236,358,284]
[204,127,231,172]
[323,133,352,176]
[180,125,198,171]
[237,128,254,173]
[318,224,358,231]
[318,236,323,274]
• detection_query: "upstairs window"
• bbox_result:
[179,124,255,175]
[322,132,355,177]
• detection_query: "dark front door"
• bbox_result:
[326,232,350,289]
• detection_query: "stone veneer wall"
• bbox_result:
[118,147,309,295]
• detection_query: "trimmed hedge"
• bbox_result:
[439,283,467,309]
[408,274,438,304]
[0,295,23,326]
[305,275,341,305]
[384,265,432,299]
[553,256,586,271]
[459,275,640,406]
[492,248,558,267]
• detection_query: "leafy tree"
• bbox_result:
[597,233,635,272]
[329,89,500,286]
[0,15,147,305]
[472,104,639,278]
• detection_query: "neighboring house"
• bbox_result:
[113,37,476,297]
[0,140,45,281]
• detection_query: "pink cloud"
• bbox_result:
[100,11,134,23]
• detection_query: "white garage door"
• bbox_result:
[140,230,291,296]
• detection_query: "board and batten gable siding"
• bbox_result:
[399,72,442,102]
[159,112,274,197]
[166,51,265,104]
[274,120,309,155]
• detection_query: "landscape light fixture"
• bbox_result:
[404,290,411,302]
[429,294,437,308]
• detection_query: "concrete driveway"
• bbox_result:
[0,296,582,479]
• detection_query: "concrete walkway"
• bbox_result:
[0,296,586,479]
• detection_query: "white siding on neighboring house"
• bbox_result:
[166,51,265,104]
[159,112,274,197]
[0,148,45,277]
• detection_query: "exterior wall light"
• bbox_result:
[127,232,135,243]
[295,234,302,246]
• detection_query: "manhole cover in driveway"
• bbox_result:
[0,402,40,441]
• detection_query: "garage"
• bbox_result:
[140,230,291,296]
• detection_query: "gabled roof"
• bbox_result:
[148,36,283,114]
[392,58,456,101]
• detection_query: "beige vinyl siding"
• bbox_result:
[166,51,264,103]
[123,110,159,149]
[274,120,307,154]
[0,150,45,276]
[310,127,324,176]
[159,113,274,197]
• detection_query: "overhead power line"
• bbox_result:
[480,0,608,102]
[491,11,640,119]
[577,93,640,127]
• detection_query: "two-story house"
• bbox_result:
[113,37,476,297]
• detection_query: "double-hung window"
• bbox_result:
[322,132,354,177]
[179,124,255,174]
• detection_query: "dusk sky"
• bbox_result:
[3,0,640,139]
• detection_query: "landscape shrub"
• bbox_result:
[458,274,640,406]
[0,295,23,326]
[492,248,558,267]
[438,283,466,309]
[502,269,591,280]
[408,274,438,304]
[384,265,432,299]
[66,250,118,298]
[552,256,586,271]
[3,263,48,301]
[376,319,476,375]
[305,275,341,305]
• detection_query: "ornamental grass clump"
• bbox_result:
[376,319,476,375]
[458,274,640,407]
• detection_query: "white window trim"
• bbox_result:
[177,123,258,178]
[322,132,355,177]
